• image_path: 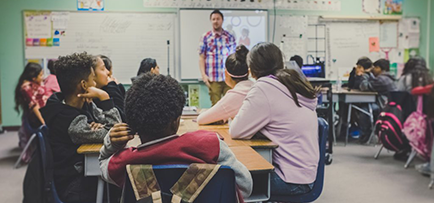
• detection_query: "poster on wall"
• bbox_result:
[381,0,403,15]
[363,0,380,14]
[77,0,104,11]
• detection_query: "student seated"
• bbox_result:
[15,62,51,162]
[354,59,396,143]
[358,59,397,96]
[337,57,373,139]
[229,42,319,196]
[197,45,253,125]
[347,57,373,90]
[44,59,61,94]
[131,58,160,82]
[40,52,121,203]
[99,73,253,198]
[93,55,126,121]
[397,57,433,92]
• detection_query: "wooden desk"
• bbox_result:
[78,118,275,202]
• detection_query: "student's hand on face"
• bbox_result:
[202,74,211,87]
[90,122,104,131]
[78,86,110,101]
[110,123,134,145]
[355,66,365,76]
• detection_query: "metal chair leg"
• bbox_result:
[345,104,352,146]
[404,149,417,169]
[429,179,434,189]
[14,133,37,169]
[374,145,384,159]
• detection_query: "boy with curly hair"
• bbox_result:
[40,52,121,202]
[99,73,253,198]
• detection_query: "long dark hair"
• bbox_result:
[14,63,43,112]
[410,65,433,89]
[225,45,249,82]
[402,57,426,76]
[247,42,318,107]
[98,55,112,72]
[137,58,157,76]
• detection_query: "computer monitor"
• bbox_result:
[301,63,325,78]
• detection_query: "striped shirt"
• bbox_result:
[198,30,236,82]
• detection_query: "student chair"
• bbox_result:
[36,125,64,203]
[14,115,40,168]
[122,165,237,203]
[267,117,328,203]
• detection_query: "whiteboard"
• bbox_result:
[180,9,268,80]
[326,22,381,79]
[25,11,176,84]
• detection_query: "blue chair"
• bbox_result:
[122,165,237,203]
[35,125,64,203]
[268,117,328,202]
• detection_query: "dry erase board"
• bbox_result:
[24,11,176,84]
[326,22,382,79]
[179,9,268,80]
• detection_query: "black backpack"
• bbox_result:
[375,102,410,151]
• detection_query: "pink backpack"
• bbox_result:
[402,95,434,160]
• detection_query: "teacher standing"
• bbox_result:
[199,10,236,106]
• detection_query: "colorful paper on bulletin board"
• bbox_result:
[369,37,380,52]
[381,0,403,15]
[24,11,52,39]
[188,85,200,107]
[404,48,419,62]
[77,0,104,11]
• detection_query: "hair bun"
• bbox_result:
[235,45,249,62]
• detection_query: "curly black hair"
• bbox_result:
[55,52,93,95]
[125,73,186,138]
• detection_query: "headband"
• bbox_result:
[227,71,249,78]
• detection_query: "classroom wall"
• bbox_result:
[0,0,431,127]
[430,0,434,70]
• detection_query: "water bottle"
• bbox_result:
[336,76,342,92]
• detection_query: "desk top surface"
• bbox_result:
[334,89,378,95]
[77,117,276,171]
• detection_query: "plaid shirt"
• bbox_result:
[198,30,236,82]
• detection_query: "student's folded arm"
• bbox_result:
[103,82,125,115]
[359,74,373,92]
[197,95,231,125]
[217,139,253,198]
[230,86,270,139]
[67,115,109,144]
[91,100,122,125]
[99,130,126,186]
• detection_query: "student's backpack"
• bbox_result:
[402,95,434,160]
[375,102,410,151]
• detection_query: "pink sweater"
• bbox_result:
[44,74,60,93]
[197,80,254,125]
[230,77,319,184]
